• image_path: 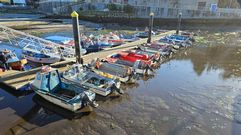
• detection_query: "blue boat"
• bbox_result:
[31,66,98,112]
[96,41,114,48]
[135,31,156,38]
[159,35,191,47]
[120,34,139,42]
[169,34,189,40]
[81,41,103,53]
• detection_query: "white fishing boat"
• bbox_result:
[22,44,61,64]
[88,59,136,83]
[63,64,124,96]
[31,66,98,112]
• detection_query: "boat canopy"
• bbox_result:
[32,68,61,92]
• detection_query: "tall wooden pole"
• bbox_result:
[71,11,82,63]
[176,12,182,35]
[147,12,154,43]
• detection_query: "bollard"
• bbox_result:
[147,12,154,44]
[176,12,182,35]
[71,11,82,64]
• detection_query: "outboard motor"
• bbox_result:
[83,93,99,108]
[144,64,154,75]
[111,84,124,95]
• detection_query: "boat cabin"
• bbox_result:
[32,67,62,92]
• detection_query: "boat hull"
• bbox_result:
[8,59,27,70]
[34,89,82,112]
[25,55,60,64]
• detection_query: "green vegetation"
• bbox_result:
[29,31,45,37]
[107,3,122,11]
[123,4,134,14]
[218,0,240,8]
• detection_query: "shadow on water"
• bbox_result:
[1,94,93,135]
[0,83,33,98]
[32,95,92,120]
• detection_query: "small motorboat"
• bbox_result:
[135,31,156,38]
[135,32,148,38]
[107,35,123,46]
[63,64,124,96]
[111,51,159,67]
[45,36,75,47]
[0,49,27,71]
[97,39,114,48]
[106,53,154,75]
[45,36,87,55]
[81,39,103,53]
[96,34,122,48]
[137,43,173,57]
[154,41,180,50]
[120,34,139,42]
[22,44,61,64]
[88,59,136,83]
[167,34,193,44]
[159,35,191,47]
[31,66,98,112]
[129,50,162,64]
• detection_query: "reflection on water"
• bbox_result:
[0,32,241,135]
[174,46,241,79]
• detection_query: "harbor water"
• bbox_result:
[1,31,241,135]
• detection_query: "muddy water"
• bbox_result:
[1,32,241,135]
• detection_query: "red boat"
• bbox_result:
[107,51,159,66]
[106,53,154,75]
[129,50,161,63]
[107,36,124,46]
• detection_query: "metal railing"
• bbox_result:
[0,25,75,59]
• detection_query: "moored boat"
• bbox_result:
[107,35,123,46]
[111,51,158,67]
[63,64,124,96]
[159,35,191,47]
[120,34,139,42]
[106,53,154,75]
[88,59,136,83]
[129,50,162,65]
[45,36,75,47]
[137,43,173,57]
[0,49,27,71]
[22,44,61,64]
[45,36,87,55]
[30,66,98,112]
